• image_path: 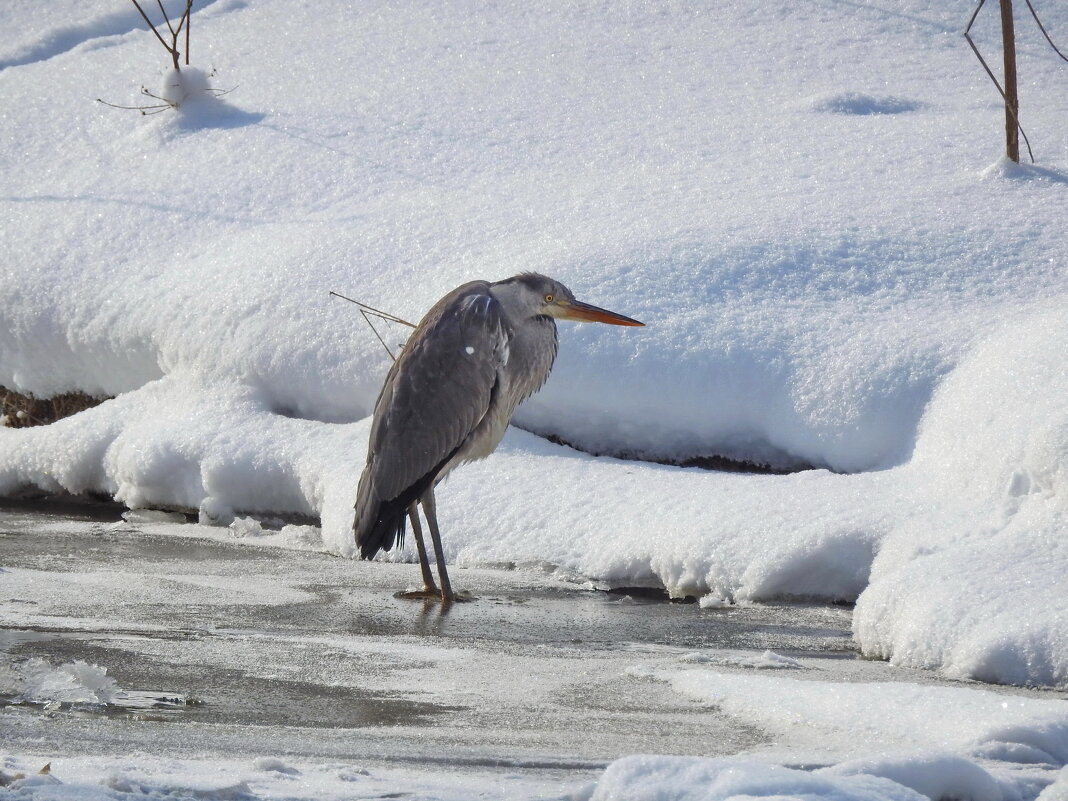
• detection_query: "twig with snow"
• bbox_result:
[97,2,236,114]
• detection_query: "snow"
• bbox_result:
[588,757,931,801]
[2,0,1068,795]
[1,754,573,801]
[591,667,1068,800]
[631,668,1068,763]
[855,302,1068,687]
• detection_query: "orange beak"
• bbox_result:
[557,299,644,326]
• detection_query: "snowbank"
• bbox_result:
[855,304,1068,687]
[1,0,1067,688]
[589,668,1068,801]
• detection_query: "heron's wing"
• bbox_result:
[366,281,510,504]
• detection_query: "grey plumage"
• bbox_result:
[354,273,642,601]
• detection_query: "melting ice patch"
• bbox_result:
[0,658,122,706]
[677,649,805,670]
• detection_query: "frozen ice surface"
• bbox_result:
[3,510,1066,801]
[676,649,805,670]
[0,0,1066,719]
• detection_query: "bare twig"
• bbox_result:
[130,0,174,60]
[141,86,170,101]
[999,0,1020,163]
[330,291,416,363]
[130,0,194,71]
[964,0,1035,162]
[155,0,177,39]
[363,310,400,361]
[96,97,173,114]
[185,0,192,65]
[329,292,417,328]
[209,85,237,96]
[1024,0,1068,63]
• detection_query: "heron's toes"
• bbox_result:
[441,589,475,604]
[394,586,441,600]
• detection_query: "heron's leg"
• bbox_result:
[407,504,439,594]
[421,488,453,602]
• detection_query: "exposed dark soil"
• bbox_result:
[0,386,108,429]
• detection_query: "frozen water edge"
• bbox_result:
[2,501,1066,801]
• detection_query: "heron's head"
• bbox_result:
[504,273,644,327]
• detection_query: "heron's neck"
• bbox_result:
[488,280,541,323]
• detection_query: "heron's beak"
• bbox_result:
[557,299,644,326]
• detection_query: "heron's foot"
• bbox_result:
[394,585,441,600]
[442,589,476,604]
[395,587,476,603]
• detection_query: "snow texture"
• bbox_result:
[591,669,1068,801]
[1,0,1067,696]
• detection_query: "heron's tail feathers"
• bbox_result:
[354,470,437,560]
[354,444,464,561]
[356,503,407,559]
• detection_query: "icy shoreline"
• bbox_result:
[3,506,1067,801]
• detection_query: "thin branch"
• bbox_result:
[185,0,193,66]
[130,0,172,54]
[1024,0,1068,63]
[329,291,417,327]
[172,4,188,40]
[331,291,417,364]
[96,97,173,113]
[964,0,1035,162]
[155,0,177,39]
[965,0,987,36]
[360,310,399,361]
[204,85,238,97]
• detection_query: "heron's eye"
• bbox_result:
[544,294,554,303]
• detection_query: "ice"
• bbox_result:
[122,508,187,524]
[677,650,805,670]
[4,508,1067,801]
[1,658,122,706]
[251,757,298,775]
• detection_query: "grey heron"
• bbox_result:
[353,273,643,601]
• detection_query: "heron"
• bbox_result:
[353,273,643,602]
